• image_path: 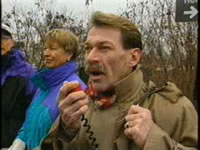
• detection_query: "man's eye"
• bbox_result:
[102,46,109,49]
[100,46,110,51]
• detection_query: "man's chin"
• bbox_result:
[90,82,109,94]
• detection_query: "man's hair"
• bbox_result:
[44,29,79,60]
[89,11,142,50]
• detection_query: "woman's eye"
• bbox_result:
[50,47,57,50]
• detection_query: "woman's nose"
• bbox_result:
[43,48,50,56]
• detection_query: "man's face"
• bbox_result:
[1,34,14,55]
[84,26,134,93]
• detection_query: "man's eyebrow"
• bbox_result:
[84,41,113,46]
[98,41,113,45]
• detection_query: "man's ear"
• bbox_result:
[128,48,142,67]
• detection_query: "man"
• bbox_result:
[41,11,197,150]
[1,23,36,148]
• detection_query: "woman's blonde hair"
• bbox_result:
[44,29,79,60]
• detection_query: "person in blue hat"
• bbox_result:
[1,22,36,149]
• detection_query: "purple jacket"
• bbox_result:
[1,49,36,95]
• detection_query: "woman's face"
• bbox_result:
[43,40,72,69]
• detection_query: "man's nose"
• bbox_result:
[86,48,100,63]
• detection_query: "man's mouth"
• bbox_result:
[85,63,106,79]
[90,71,104,76]
[89,71,105,79]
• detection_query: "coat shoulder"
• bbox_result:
[147,81,196,120]
[155,82,183,103]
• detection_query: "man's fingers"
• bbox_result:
[126,105,152,125]
[58,81,80,102]
[58,91,87,112]
[124,125,140,139]
[73,105,89,118]
[62,104,89,127]
[124,119,141,129]
[127,105,146,115]
[59,97,89,115]
[71,98,89,113]
[125,113,145,122]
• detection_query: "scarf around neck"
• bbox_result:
[31,61,78,90]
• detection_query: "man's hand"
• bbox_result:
[124,105,154,148]
[58,81,89,132]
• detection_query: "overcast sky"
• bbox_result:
[2,0,133,17]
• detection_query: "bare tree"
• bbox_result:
[120,0,198,104]
[2,0,197,105]
[3,0,88,69]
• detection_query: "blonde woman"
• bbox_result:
[9,29,86,150]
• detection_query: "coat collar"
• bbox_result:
[114,64,145,103]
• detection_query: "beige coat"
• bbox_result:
[41,66,198,150]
